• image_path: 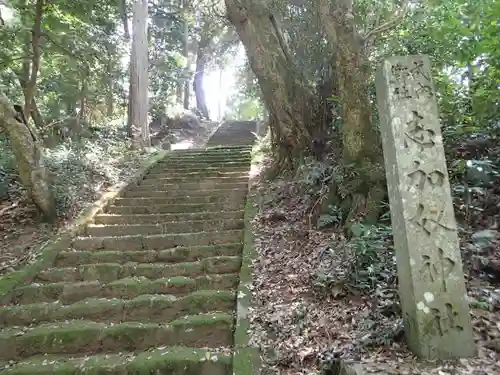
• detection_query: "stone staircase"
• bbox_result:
[0,144,254,374]
[207,120,257,147]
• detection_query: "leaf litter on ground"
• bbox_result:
[248,158,500,375]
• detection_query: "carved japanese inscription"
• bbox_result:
[376,55,475,360]
[430,303,464,336]
[404,111,436,150]
[390,60,434,101]
[420,248,456,293]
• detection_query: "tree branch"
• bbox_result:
[41,32,95,72]
[362,0,410,42]
[269,14,294,65]
[318,0,337,44]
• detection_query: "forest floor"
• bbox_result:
[249,137,500,375]
[0,123,216,276]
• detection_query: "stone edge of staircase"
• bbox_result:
[0,149,169,303]
[233,183,260,375]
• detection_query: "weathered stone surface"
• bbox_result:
[376,55,475,359]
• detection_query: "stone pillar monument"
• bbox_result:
[375,55,475,359]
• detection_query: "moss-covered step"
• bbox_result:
[123,188,247,199]
[2,346,232,375]
[111,195,247,207]
[204,145,252,149]
[55,243,242,267]
[11,274,239,305]
[35,256,242,283]
[139,176,249,185]
[0,313,234,360]
[72,231,242,251]
[0,290,236,326]
[131,181,248,192]
[93,210,244,225]
[105,201,245,215]
[147,165,250,175]
[152,160,250,170]
[163,150,250,158]
[85,219,244,237]
[171,147,251,154]
[144,169,249,179]
[167,150,250,158]
[163,153,251,165]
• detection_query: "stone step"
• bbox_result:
[55,243,242,267]
[131,181,248,191]
[161,156,251,165]
[86,219,244,237]
[207,138,254,145]
[0,313,233,360]
[11,274,239,305]
[168,149,250,157]
[72,231,242,251]
[152,160,250,169]
[175,146,251,153]
[204,144,252,150]
[164,149,251,157]
[139,175,249,184]
[2,346,232,375]
[0,290,235,327]
[93,211,244,225]
[148,164,250,174]
[122,188,245,198]
[111,195,246,207]
[208,132,254,137]
[35,256,241,283]
[105,201,245,215]
[142,170,249,180]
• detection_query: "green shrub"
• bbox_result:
[1,124,137,218]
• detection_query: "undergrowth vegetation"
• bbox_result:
[251,119,500,373]
[0,123,145,219]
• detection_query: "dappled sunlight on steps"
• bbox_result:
[0,144,254,375]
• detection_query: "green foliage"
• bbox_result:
[0,136,20,200]
[225,61,265,120]
[347,224,393,291]
[0,123,138,217]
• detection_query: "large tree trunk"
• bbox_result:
[193,47,209,119]
[128,0,150,147]
[181,0,190,110]
[0,95,56,222]
[319,0,385,226]
[225,0,321,170]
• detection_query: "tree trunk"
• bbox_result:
[183,81,190,110]
[30,100,45,128]
[181,0,190,110]
[119,0,130,39]
[0,95,56,222]
[193,48,209,119]
[175,82,183,105]
[224,0,320,170]
[336,46,385,225]
[24,0,43,120]
[79,78,87,120]
[319,0,385,226]
[128,0,150,147]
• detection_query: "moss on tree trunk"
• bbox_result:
[0,95,56,222]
